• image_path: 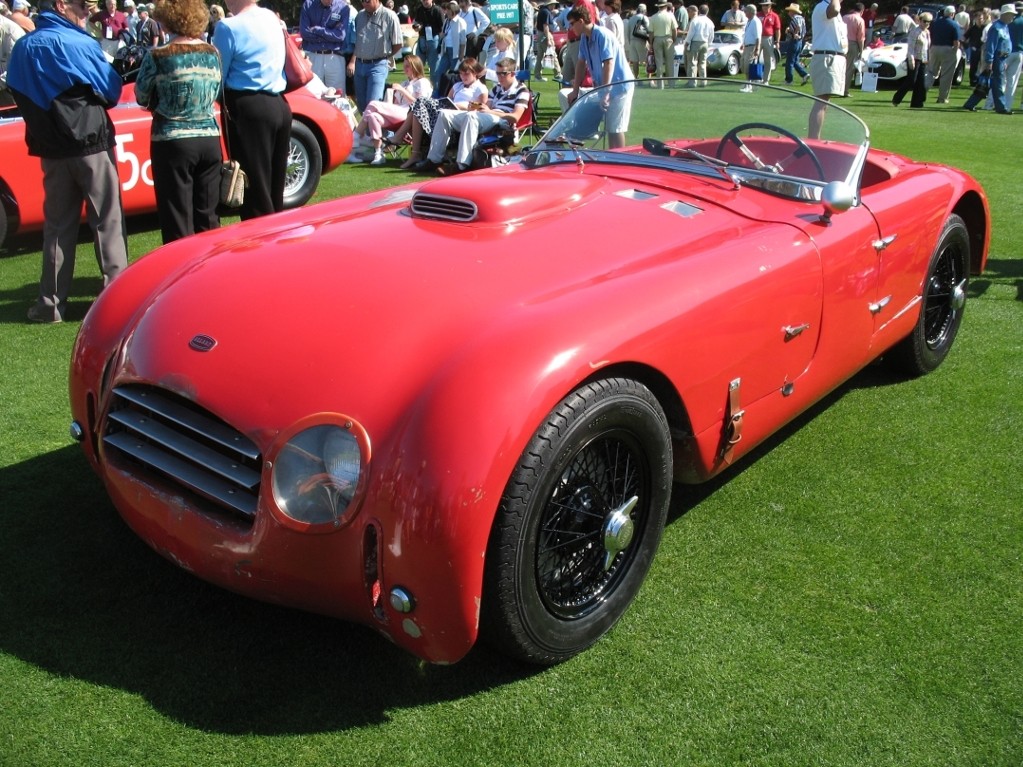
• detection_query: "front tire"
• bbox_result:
[481,378,672,665]
[726,53,740,77]
[886,214,970,376]
[283,120,322,209]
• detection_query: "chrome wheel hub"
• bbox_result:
[602,495,638,571]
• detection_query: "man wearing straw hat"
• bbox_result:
[781,2,809,84]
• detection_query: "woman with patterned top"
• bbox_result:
[135,0,222,243]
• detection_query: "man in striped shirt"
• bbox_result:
[420,57,530,172]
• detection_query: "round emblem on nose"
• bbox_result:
[189,334,217,352]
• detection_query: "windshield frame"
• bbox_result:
[525,77,872,203]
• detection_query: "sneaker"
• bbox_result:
[369,152,386,165]
[535,76,548,81]
[346,150,365,163]
[801,75,810,86]
[27,304,62,323]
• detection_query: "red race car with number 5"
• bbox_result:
[0,83,352,248]
[69,79,988,666]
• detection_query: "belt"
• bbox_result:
[309,49,344,55]
[357,56,386,64]
[814,49,840,55]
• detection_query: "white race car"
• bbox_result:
[675,30,745,77]
[858,38,965,85]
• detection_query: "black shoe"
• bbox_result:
[412,159,440,172]
[996,109,1013,115]
[962,105,978,112]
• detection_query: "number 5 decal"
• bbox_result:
[115,133,154,192]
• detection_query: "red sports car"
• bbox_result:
[0,84,352,248]
[68,79,988,665]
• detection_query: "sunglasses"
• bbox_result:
[496,70,514,75]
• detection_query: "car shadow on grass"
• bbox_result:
[0,362,921,735]
[670,359,900,522]
[0,445,541,735]
[970,257,1023,302]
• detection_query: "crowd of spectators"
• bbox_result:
[4,0,1022,323]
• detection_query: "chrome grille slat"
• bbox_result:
[113,385,260,461]
[104,432,257,518]
[103,385,262,522]
[409,193,478,222]
[106,409,261,490]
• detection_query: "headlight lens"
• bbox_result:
[271,424,364,527]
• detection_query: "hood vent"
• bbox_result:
[410,192,479,222]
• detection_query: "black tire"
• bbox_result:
[481,378,672,665]
[726,53,740,77]
[886,214,970,376]
[0,203,8,250]
[283,120,322,209]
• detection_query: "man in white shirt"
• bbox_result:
[721,0,746,27]
[892,5,915,40]
[809,0,844,137]
[683,3,714,82]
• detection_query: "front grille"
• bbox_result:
[409,192,478,222]
[103,385,262,521]
[877,63,899,79]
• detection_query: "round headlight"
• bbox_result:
[271,424,365,528]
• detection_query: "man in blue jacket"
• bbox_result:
[7,0,128,324]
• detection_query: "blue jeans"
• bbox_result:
[432,47,457,91]
[354,58,390,113]
[784,40,808,83]
[417,37,440,76]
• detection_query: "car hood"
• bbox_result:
[113,165,794,438]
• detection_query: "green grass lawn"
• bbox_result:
[1,77,1021,767]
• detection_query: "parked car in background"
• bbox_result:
[69,79,988,666]
[0,84,351,248]
[858,29,965,86]
[675,30,745,76]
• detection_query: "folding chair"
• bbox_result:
[470,90,539,166]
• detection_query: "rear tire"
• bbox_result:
[886,214,970,376]
[952,58,965,86]
[481,378,672,665]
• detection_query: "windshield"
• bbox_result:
[527,78,870,201]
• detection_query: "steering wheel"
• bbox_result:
[715,122,826,181]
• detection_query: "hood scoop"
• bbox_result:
[409,171,609,225]
[410,192,479,222]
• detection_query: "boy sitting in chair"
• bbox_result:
[414,57,530,174]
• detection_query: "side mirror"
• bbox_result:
[819,180,855,224]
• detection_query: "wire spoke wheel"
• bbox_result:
[283,121,322,209]
[887,213,970,376]
[923,234,967,351]
[537,432,646,620]
[482,378,672,665]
